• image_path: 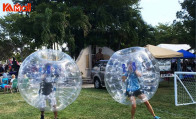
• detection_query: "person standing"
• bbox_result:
[122,61,160,119]
[39,63,58,119]
[95,48,104,62]
[0,64,5,76]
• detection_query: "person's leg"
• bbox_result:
[138,94,156,117]
[49,92,58,119]
[4,87,6,93]
[10,86,13,93]
[53,108,58,119]
[144,101,156,117]
[130,96,136,119]
[40,111,44,119]
[4,86,7,93]
[41,111,44,115]
[40,95,46,119]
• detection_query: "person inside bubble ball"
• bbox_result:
[122,61,160,119]
[39,63,58,119]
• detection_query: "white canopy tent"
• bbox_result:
[157,44,191,52]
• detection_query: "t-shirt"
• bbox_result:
[40,81,53,95]
[10,78,15,88]
[3,73,8,78]
[124,71,140,92]
[10,78,15,83]
[40,76,55,96]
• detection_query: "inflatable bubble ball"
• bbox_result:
[104,47,160,105]
[18,49,82,111]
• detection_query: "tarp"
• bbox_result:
[145,45,183,58]
[177,49,196,58]
[157,44,191,51]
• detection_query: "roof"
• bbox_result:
[145,45,183,58]
[157,44,191,51]
[178,49,196,58]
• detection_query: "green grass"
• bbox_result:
[0,81,195,119]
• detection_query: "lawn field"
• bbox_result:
[0,81,195,119]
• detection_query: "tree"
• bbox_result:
[65,0,152,53]
[8,1,91,58]
[0,13,34,61]
[176,0,195,48]
[4,0,154,59]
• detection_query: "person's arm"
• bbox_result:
[122,75,127,82]
[132,62,142,77]
[9,79,13,85]
[122,64,127,82]
[122,72,128,82]
[135,70,142,77]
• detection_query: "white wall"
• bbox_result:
[76,46,114,78]
[76,46,92,78]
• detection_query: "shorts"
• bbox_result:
[39,92,57,111]
[126,89,143,97]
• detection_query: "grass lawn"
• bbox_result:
[0,81,195,119]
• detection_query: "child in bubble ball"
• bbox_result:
[39,63,58,119]
[122,61,160,119]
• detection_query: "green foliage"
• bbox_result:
[153,0,195,49]
[176,0,195,48]
[153,22,192,46]
[3,0,152,59]
[2,0,194,60]
[30,3,69,49]
[65,0,153,53]
[1,1,91,58]
[0,13,33,61]
[154,24,176,45]
[0,40,14,61]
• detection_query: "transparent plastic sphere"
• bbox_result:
[105,47,160,105]
[18,49,82,111]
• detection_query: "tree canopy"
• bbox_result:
[151,0,195,49]
[176,0,195,48]
[0,0,194,61]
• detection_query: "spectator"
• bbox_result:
[122,61,160,119]
[3,70,8,78]
[12,57,18,71]
[171,60,177,71]
[10,74,17,92]
[4,64,9,72]
[39,63,58,119]
[182,60,188,71]
[95,48,104,62]
[4,74,15,93]
[0,64,5,76]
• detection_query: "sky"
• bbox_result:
[0,0,14,17]
[0,0,182,26]
[140,0,182,26]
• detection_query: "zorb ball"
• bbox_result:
[18,49,82,111]
[105,47,160,105]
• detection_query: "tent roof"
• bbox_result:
[145,45,183,58]
[157,44,191,51]
[178,49,196,58]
